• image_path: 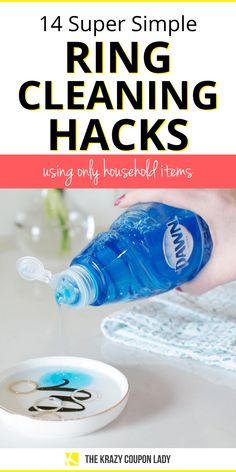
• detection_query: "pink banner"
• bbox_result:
[0,154,235,188]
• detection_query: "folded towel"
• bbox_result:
[101,282,236,371]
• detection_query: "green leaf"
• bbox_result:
[44,189,70,255]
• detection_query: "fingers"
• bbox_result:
[115,189,208,219]
[115,189,179,207]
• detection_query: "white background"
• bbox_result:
[0,188,118,235]
[0,2,236,452]
[0,2,236,228]
[0,2,235,153]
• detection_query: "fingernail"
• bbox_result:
[114,194,126,207]
[176,287,183,292]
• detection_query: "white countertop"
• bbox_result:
[1,235,236,448]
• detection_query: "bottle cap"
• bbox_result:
[16,257,52,284]
[16,257,97,307]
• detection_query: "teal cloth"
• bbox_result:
[101,282,236,371]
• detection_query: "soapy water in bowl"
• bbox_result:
[39,370,92,389]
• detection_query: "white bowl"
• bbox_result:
[0,356,129,438]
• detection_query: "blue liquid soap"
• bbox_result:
[16,203,213,308]
[54,202,213,307]
[39,370,92,389]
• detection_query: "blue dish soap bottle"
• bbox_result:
[17,202,213,308]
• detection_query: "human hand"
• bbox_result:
[115,189,236,295]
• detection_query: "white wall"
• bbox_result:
[0,189,123,235]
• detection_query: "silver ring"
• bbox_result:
[9,380,38,394]
[71,389,99,404]
[33,396,62,412]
